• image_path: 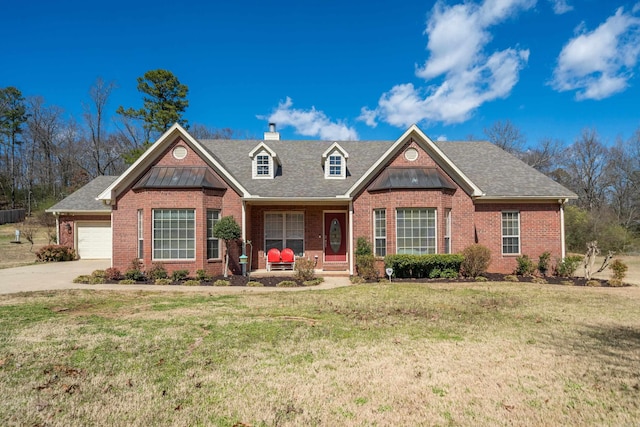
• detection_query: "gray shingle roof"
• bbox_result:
[47,176,117,213]
[434,141,576,198]
[199,139,392,198]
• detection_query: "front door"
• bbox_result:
[324,212,347,262]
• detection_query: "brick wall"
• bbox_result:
[112,137,243,277]
[57,214,111,248]
[352,139,564,274]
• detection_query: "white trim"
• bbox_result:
[346,124,484,198]
[373,208,387,257]
[395,207,438,255]
[349,202,354,275]
[321,142,349,160]
[560,202,566,259]
[501,211,521,255]
[97,124,249,203]
[151,208,197,261]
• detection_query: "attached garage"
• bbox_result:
[76,222,112,259]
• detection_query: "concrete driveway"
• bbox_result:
[0,260,351,295]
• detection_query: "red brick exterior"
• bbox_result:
[57,214,111,249]
[60,136,566,276]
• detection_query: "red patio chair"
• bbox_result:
[266,248,281,271]
[281,248,295,265]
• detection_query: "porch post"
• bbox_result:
[560,199,566,259]
[349,201,354,275]
[241,200,247,276]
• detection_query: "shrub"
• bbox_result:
[504,275,519,282]
[196,269,212,281]
[214,279,230,286]
[586,280,601,287]
[105,267,122,281]
[155,278,172,286]
[439,269,459,279]
[91,269,107,279]
[171,269,189,281]
[350,276,365,284]
[118,279,137,285]
[460,244,491,278]
[560,280,574,286]
[247,281,264,287]
[475,276,488,282]
[294,258,316,281]
[554,255,582,277]
[355,237,373,256]
[35,245,76,262]
[73,275,92,284]
[385,254,464,279]
[276,280,298,288]
[183,279,201,286]
[303,278,324,286]
[147,263,168,280]
[356,254,378,281]
[125,268,146,281]
[89,276,106,284]
[609,259,628,281]
[531,277,548,284]
[538,251,551,276]
[608,279,624,287]
[515,255,535,276]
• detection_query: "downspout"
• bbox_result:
[560,199,566,259]
[55,213,60,245]
[349,201,354,275]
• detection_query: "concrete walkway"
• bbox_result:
[0,260,352,295]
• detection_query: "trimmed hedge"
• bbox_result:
[384,254,464,279]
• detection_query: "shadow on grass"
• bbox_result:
[541,323,640,382]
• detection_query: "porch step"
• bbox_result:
[322,263,349,272]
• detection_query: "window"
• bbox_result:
[137,209,143,259]
[396,208,436,255]
[374,209,386,257]
[152,209,195,260]
[444,209,451,254]
[265,212,304,256]
[207,210,220,259]
[502,211,520,254]
[328,155,342,177]
[256,154,270,176]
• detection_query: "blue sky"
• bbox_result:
[2,0,640,147]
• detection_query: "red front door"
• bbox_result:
[324,212,347,262]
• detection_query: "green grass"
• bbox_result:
[0,283,639,426]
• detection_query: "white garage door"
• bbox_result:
[77,222,112,259]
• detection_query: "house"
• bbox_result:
[47,123,577,276]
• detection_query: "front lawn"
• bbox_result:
[0,283,638,426]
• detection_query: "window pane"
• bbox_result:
[502,212,520,254]
[153,209,195,260]
[374,209,386,257]
[396,208,436,254]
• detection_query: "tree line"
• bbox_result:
[0,69,238,213]
[1,71,639,252]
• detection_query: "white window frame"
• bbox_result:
[249,143,278,179]
[374,209,386,257]
[502,211,521,255]
[322,143,348,179]
[444,209,451,254]
[206,210,221,260]
[264,211,305,257]
[396,208,437,255]
[152,209,196,261]
[137,209,144,259]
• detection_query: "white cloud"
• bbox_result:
[551,7,640,100]
[548,0,573,14]
[262,97,358,140]
[359,0,533,128]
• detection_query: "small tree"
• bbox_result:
[213,216,241,278]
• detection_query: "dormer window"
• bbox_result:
[328,155,343,177]
[256,154,270,176]
[249,142,278,179]
[322,142,349,179]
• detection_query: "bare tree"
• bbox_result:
[484,120,526,154]
[562,128,609,212]
[607,133,640,228]
[520,137,563,174]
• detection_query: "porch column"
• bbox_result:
[349,201,354,275]
[560,200,566,259]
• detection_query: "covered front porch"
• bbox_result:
[242,201,353,274]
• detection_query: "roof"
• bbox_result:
[435,141,576,198]
[132,166,226,191]
[368,167,457,192]
[53,125,576,213]
[47,176,117,213]
[199,139,392,198]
